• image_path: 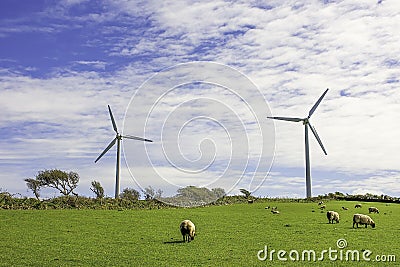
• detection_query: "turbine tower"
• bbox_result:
[95,105,153,199]
[268,89,328,198]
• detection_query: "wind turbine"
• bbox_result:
[95,105,153,199]
[267,89,329,198]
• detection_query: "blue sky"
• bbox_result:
[1,0,399,199]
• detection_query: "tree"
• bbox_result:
[212,188,226,199]
[120,188,140,201]
[90,180,104,199]
[177,186,207,201]
[155,189,163,199]
[143,186,163,200]
[176,186,217,202]
[35,169,79,196]
[239,188,251,198]
[143,186,155,200]
[24,178,41,200]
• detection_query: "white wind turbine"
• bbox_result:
[268,89,329,198]
[95,105,153,198]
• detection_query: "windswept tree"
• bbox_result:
[24,178,41,200]
[239,188,251,199]
[35,169,79,196]
[90,180,104,199]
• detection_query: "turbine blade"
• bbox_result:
[123,135,153,142]
[308,88,329,118]
[308,123,327,155]
[108,105,118,134]
[267,116,303,122]
[95,137,117,163]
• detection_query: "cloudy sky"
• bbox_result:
[1,0,399,199]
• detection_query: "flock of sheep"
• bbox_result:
[179,202,380,243]
[266,201,378,229]
[267,201,378,229]
[321,202,377,229]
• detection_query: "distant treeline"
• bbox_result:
[311,191,400,203]
[0,192,242,210]
[5,169,396,209]
[1,189,399,210]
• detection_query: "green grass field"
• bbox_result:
[1,200,399,266]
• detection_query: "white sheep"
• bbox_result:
[342,206,349,210]
[353,214,375,228]
[354,204,362,208]
[180,220,196,242]
[326,211,340,224]
[368,207,379,214]
[318,201,324,206]
[271,210,280,214]
[320,205,326,210]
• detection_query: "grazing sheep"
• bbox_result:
[271,210,280,214]
[318,201,324,206]
[327,211,340,224]
[320,205,326,210]
[248,199,254,204]
[180,220,196,242]
[272,206,278,210]
[265,206,270,209]
[368,207,379,214]
[342,206,349,210]
[353,214,375,228]
[355,204,362,208]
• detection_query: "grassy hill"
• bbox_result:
[1,200,398,266]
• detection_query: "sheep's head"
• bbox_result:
[371,222,376,228]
